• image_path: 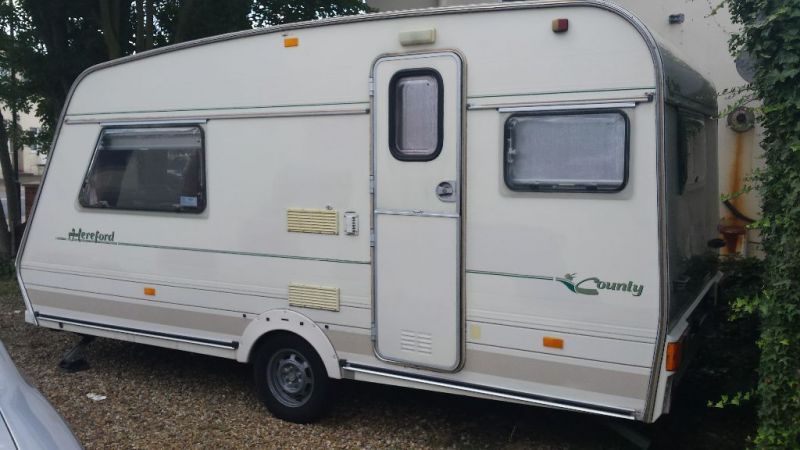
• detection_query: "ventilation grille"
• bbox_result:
[400,330,433,355]
[288,283,340,311]
[287,208,339,235]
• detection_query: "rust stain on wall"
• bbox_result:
[719,133,748,255]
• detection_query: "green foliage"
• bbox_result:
[702,257,763,420]
[0,257,14,279]
[157,0,252,43]
[250,0,370,27]
[724,0,800,447]
[0,1,110,146]
[707,257,762,375]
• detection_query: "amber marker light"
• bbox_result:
[284,37,299,47]
[543,336,564,349]
[666,341,682,372]
[552,18,569,33]
[144,287,156,296]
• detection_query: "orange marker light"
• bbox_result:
[144,287,156,296]
[543,336,564,349]
[666,341,682,372]
[284,37,299,47]
[552,18,569,33]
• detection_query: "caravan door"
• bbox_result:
[372,52,463,371]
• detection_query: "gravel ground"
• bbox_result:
[0,279,751,449]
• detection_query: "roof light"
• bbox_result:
[399,29,437,46]
[284,37,299,48]
[552,18,569,33]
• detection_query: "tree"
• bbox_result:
[725,0,800,447]
[250,0,370,27]
[2,1,108,144]
[0,0,35,259]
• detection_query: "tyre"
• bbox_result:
[253,334,332,423]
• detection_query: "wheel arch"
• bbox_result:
[237,309,341,379]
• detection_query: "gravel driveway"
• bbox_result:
[0,279,746,449]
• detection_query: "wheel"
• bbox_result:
[253,334,332,423]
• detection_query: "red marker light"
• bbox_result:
[552,18,569,33]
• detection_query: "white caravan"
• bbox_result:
[17,1,721,423]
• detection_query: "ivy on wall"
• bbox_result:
[724,0,800,447]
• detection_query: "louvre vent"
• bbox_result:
[287,208,339,235]
[288,283,340,311]
[400,330,433,355]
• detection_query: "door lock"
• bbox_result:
[436,181,457,202]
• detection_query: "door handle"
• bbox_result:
[436,181,457,202]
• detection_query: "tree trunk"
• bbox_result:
[174,0,197,43]
[145,0,154,50]
[6,4,21,256]
[135,0,144,52]
[0,113,16,259]
[98,0,122,59]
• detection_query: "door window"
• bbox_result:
[389,69,443,161]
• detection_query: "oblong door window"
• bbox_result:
[389,69,443,161]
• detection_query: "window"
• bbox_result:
[79,126,206,213]
[504,111,629,192]
[677,113,707,194]
[389,69,443,161]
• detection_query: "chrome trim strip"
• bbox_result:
[342,363,636,420]
[606,9,668,423]
[37,315,239,350]
[497,102,637,113]
[95,119,207,126]
[374,208,459,218]
[64,108,370,125]
[469,96,651,110]
[469,86,656,100]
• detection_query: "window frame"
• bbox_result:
[78,124,208,214]
[502,109,631,193]
[388,68,445,162]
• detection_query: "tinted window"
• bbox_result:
[79,126,206,213]
[389,69,443,161]
[677,114,707,194]
[504,111,628,192]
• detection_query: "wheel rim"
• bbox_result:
[266,348,315,407]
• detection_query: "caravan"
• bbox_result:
[17,1,720,423]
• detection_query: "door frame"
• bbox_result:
[369,50,467,372]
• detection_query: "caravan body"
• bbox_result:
[17,1,719,423]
